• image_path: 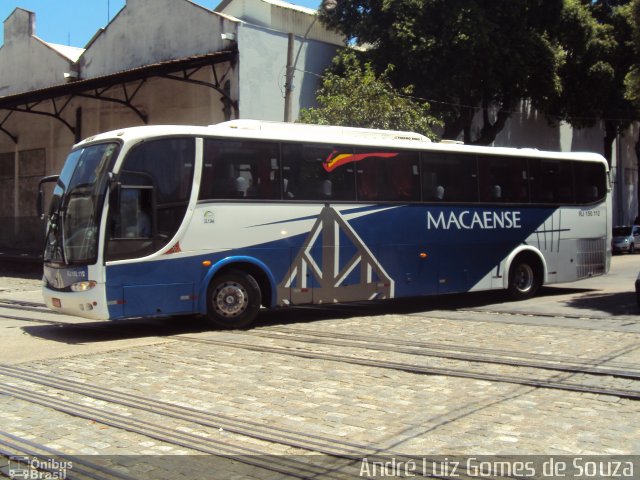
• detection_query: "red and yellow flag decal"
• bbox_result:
[323,151,399,172]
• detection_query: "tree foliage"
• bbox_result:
[550,0,637,163]
[625,0,640,109]
[551,0,617,127]
[298,50,442,139]
[319,0,565,145]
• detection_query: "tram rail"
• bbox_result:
[249,326,640,379]
[0,381,359,479]
[2,297,639,401]
[172,334,640,401]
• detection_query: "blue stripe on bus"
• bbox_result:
[105,205,559,319]
[247,205,391,228]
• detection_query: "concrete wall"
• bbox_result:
[0,113,76,253]
[217,0,344,45]
[237,23,338,121]
[613,123,639,226]
[0,8,78,96]
[80,0,238,78]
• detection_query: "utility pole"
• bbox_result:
[283,0,336,122]
[283,33,296,123]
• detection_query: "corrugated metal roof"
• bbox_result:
[0,50,236,109]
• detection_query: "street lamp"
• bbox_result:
[283,0,337,122]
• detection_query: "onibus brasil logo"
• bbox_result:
[9,456,73,479]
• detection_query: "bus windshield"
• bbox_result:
[44,143,120,264]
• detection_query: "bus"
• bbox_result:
[38,120,611,328]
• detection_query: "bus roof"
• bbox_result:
[77,120,608,167]
[216,119,432,143]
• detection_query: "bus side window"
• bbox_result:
[355,150,419,202]
[421,152,478,202]
[389,152,420,201]
[529,159,574,204]
[113,187,153,239]
[200,139,280,200]
[282,143,356,201]
[356,158,379,201]
[478,156,528,203]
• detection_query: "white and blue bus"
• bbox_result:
[39,120,611,328]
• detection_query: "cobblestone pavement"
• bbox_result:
[0,259,639,479]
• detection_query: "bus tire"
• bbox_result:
[507,255,542,301]
[206,270,262,329]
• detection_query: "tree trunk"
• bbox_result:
[442,106,476,141]
[470,106,511,146]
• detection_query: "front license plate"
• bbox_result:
[52,298,61,308]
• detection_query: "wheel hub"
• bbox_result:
[514,264,534,292]
[214,282,248,317]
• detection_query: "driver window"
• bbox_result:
[106,137,195,261]
[112,188,153,239]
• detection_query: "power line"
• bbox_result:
[291,66,639,125]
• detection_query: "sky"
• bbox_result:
[1,0,322,48]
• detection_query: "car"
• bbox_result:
[612,225,640,254]
[636,272,640,307]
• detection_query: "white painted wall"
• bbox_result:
[0,9,77,96]
[80,0,239,78]
[237,23,338,121]
[217,0,344,44]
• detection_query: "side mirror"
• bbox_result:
[37,175,59,219]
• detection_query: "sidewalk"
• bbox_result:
[0,258,42,295]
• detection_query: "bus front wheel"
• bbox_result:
[507,255,542,301]
[206,270,262,329]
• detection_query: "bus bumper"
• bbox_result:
[43,284,110,320]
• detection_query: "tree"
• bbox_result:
[319,0,564,145]
[625,0,640,108]
[551,0,638,165]
[298,50,442,139]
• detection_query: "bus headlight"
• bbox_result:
[71,281,97,292]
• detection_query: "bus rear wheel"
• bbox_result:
[206,270,261,329]
[507,255,541,301]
